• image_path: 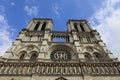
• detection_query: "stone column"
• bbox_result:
[84,23,90,32]
[69,34,73,42]
[29,22,35,30]
[70,22,75,31]
[72,32,78,41]
[38,23,42,31]
[26,20,33,29]
[77,24,81,32]
[45,21,53,30]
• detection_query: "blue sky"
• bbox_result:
[0,0,120,60]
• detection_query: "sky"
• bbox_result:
[0,0,120,60]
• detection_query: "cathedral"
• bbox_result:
[0,18,120,80]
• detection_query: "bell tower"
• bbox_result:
[67,20,92,32]
[0,18,120,80]
[2,18,53,61]
[67,19,118,62]
[26,18,53,31]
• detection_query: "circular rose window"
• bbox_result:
[50,50,71,62]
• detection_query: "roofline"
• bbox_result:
[67,19,88,24]
[32,18,53,21]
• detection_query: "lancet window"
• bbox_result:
[34,22,40,30]
[30,53,38,62]
[41,22,46,30]
[80,24,85,31]
[84,53,92,62]
[19,51,27,61]
[93,53,102,62]
[74,23,78,31]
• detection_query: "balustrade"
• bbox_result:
[0,62,120,75]
[52,31,70,42]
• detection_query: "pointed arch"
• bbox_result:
[16,44,40,56]
[81,45,103,54]
[34,22,40,30]
[19,51,27,61]
[29,51,38,62]
[74,23,78,31]
[55,77,67,80]
[41,22,46,30]
[48,44,77,60]
[80,23,85,31]
[19,54,25,61]
[84,52,92,62]
[93,52,102,62]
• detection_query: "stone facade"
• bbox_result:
[0,18,120,80]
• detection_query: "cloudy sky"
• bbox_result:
[0,0,120,60]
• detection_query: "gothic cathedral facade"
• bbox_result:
[0,18,120,80]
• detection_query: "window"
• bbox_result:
[85,54,91,62]
[30,35,32,41]
[19,53,25,61]
[30,53,38,62]
[41,22,46,30]
[86,36,91,43]
[74,23,78,31]
[19,51,27,61]
[80,24,85,31]
[34,22,40,30]
[79,36,83,42]
[52,35,69,42]
[93,53,101,62]
[52,37,66,42]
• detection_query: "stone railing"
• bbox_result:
[0,61,120,76]
[51,31,70,42]
[80,58,113,63]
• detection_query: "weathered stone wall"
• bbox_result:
[0,76,31,80]
[84,76,120,80]
[0,75,120,80]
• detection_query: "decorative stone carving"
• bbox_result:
[86,47,93,52]
[27,46,34,51]
[50,50,71,62]
[55,77,68,80]
[20,43,25,47]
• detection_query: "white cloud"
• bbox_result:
[0,5,14,56]
[0,15,13,56]
[0,5,5,14]
[11,2,15,6]
[25,0,36,4]
[24,5,38,16]
[52,3,61,18]
[90,0,120,60]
